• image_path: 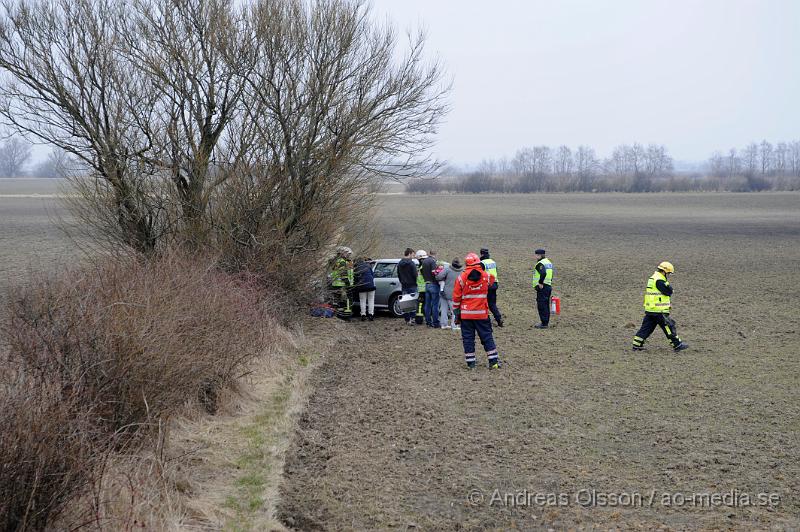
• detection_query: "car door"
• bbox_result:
[372,261,399,307]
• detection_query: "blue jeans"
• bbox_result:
[402,287,416,322]
[424,283,440,327]
[460,318,498,365]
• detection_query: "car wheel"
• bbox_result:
[388,293,403,317]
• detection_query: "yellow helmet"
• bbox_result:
[658,261,675,274]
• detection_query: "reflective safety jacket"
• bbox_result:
[481,258,498,283]
[533,258,553,286]
[453,266,496,320]
[644,270,671,313]
[331,257,353,288]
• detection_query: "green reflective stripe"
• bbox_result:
[331,258,351,287]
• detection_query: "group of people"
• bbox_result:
[329,246,379,321]
[331,245,689,369]
[394,246,556,369]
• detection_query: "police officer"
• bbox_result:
[533,248,553,328]
[453,252,501,369]
[479,247,503,327]
[632,261,689,352]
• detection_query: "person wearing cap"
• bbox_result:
[632,261,689,352]
[479,248,503,327]
[532,248,553,328]
[453,252,501,369]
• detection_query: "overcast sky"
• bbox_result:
[370,0,799,168]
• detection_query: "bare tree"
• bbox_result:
[790,141,800,177]
[774,142,787,176]
[759,140,773,176]
[0,0,161,251]
[554,145,573,176]
[0,136,31,177]
[0,0,448,267]
[742,142,759,176]
[708,151,726,178]
[574,145,597,189]
[727,148,741,178]
[30,147,76,178]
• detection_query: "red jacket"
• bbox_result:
[453,266,495,320]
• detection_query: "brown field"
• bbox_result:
[278,192,800,530]
[1,185,799,529]
[0,179,80,299]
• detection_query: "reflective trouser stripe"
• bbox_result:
[632,336,644,346]
[465,353,476,363]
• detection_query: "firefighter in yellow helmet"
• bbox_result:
[632,261,689,352]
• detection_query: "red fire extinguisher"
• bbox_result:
[550,296,561,315]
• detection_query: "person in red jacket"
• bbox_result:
[453,252,501,369]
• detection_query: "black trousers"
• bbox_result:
[536,284,551,325]
[633,312,681,348]
[487,283,502,322]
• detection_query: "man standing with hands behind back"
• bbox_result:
[533,248,553,329]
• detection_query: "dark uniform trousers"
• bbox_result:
[536,284,551,325]
[487,282,502,322]
[633,312,681,348]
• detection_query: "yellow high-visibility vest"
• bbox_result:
[481,259,498,282]
[534,258,553,286]
[644,271,671,313]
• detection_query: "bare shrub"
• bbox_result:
[0,380,100,531]
[3,253,270,438]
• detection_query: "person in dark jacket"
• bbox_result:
[421,250,441,328]
[533,248,553,328]
[353,257,377,321]
[397,248,418,324]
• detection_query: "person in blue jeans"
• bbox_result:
[397,248,419,324]
[420,250,441,327]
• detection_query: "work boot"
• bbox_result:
[488,359,501,369]
[674,342,690,352]
[361,315,367,321]
[632,346,646,352]
[534,323,548,329]
[466,361,476,370]
[368,314,374,321]
[496,319,504,328]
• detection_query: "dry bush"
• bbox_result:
[0,380,100,531]
[3,252,270,438]
[0,252,276,530]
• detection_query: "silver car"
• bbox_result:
[352,259,412,317]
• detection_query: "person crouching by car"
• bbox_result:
[353,257,376,321]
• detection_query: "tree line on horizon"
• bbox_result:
[406,140,800,193]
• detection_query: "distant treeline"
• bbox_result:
[407,141,800,193]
